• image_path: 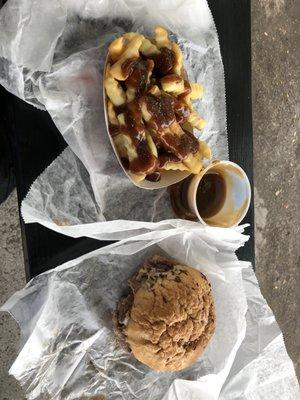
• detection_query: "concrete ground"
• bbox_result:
[252,0,299,377]
[0,0,299,398]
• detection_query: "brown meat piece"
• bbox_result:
[113,293,133,351]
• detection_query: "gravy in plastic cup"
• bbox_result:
[170,161,251,227]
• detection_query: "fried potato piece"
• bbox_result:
[107,100,118,125]
[171,42,183,76]
[125,59,154,102]
[140,38,160,56]
[109,35,144,80]
[162,161,189,171]
[180,82,203,110]
[114,133,137,162]
[108,37,126,62]
[188,109,206,130]
[123,32,140,41]
[104,66,126,106]
[105,28,209,181]
[126,87,136,102]
[154,25,170,48]
[128,171,146,182]
[183,140,211,173]
[199,139,212,159]
[190,83,204,100]
[183,96,193,110]
[140,97,205,171]
[183,152,202,174]
[140,100,152,122]
[114,130,157,183]
[147,85,161,96]
[140,96,186,148]
[145,59,155,86]
[181,121,193,132]
[117,113,125,126]
[146,132,158,157]
[160,74,185,95]
[113,135,157,184]
[169,119,184,136]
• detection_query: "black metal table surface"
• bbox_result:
[0,0,254,280]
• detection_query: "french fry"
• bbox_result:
[183,96,193,110]
[160,74,185,95]
[114,131,157,184]
[107,100,118,125]
[123,32,140,41]
[117,114,158,159]
[140,38,160,56]
[147,85,161,96]
[190,83,204,100]
[171,42,183,76]
[169,120,185,136]
[105,27,210,183]
[154,25,170,48]
[183,140,211,173]
[126,87,136,102]
[146,59,155,81]
[140,99,152,122]
[128,171,146,182]
[109,35,144,80]
[114,133,137,162]
[140,96,184,141]
[188,109,206,130]
[108,37,126,62]
[181,121,193,132]
[199,140,212,159]
[162,161,189,171]
[146,132,158,157]
[164,122,205,174]
[104,66,126,106]
[117,113,125,126]
[183,152,202,174]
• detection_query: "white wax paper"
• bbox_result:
[22,147,247,241]
[1,229,298,400]
[1,0,228,236]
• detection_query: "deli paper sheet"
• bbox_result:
[2,230,298,400]
[21,147,249,241]
[0,0,228,238]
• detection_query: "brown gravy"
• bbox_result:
[123,100,157,174]
[144,94,198,159]
[145,172,161,182]
[196,172,226,219]
[122,58,154,96]
[109,93,198,175]
[145,94,176,129]
[121,57,139,77]
[109,46,198,180]
[152,47,175,76]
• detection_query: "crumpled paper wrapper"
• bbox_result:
[2,229,298,400]
[1,0,228,237]
[21,147,243,241]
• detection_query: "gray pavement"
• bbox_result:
[0,192,25,399]
[252,0,299,377]
[0,0,299,398]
